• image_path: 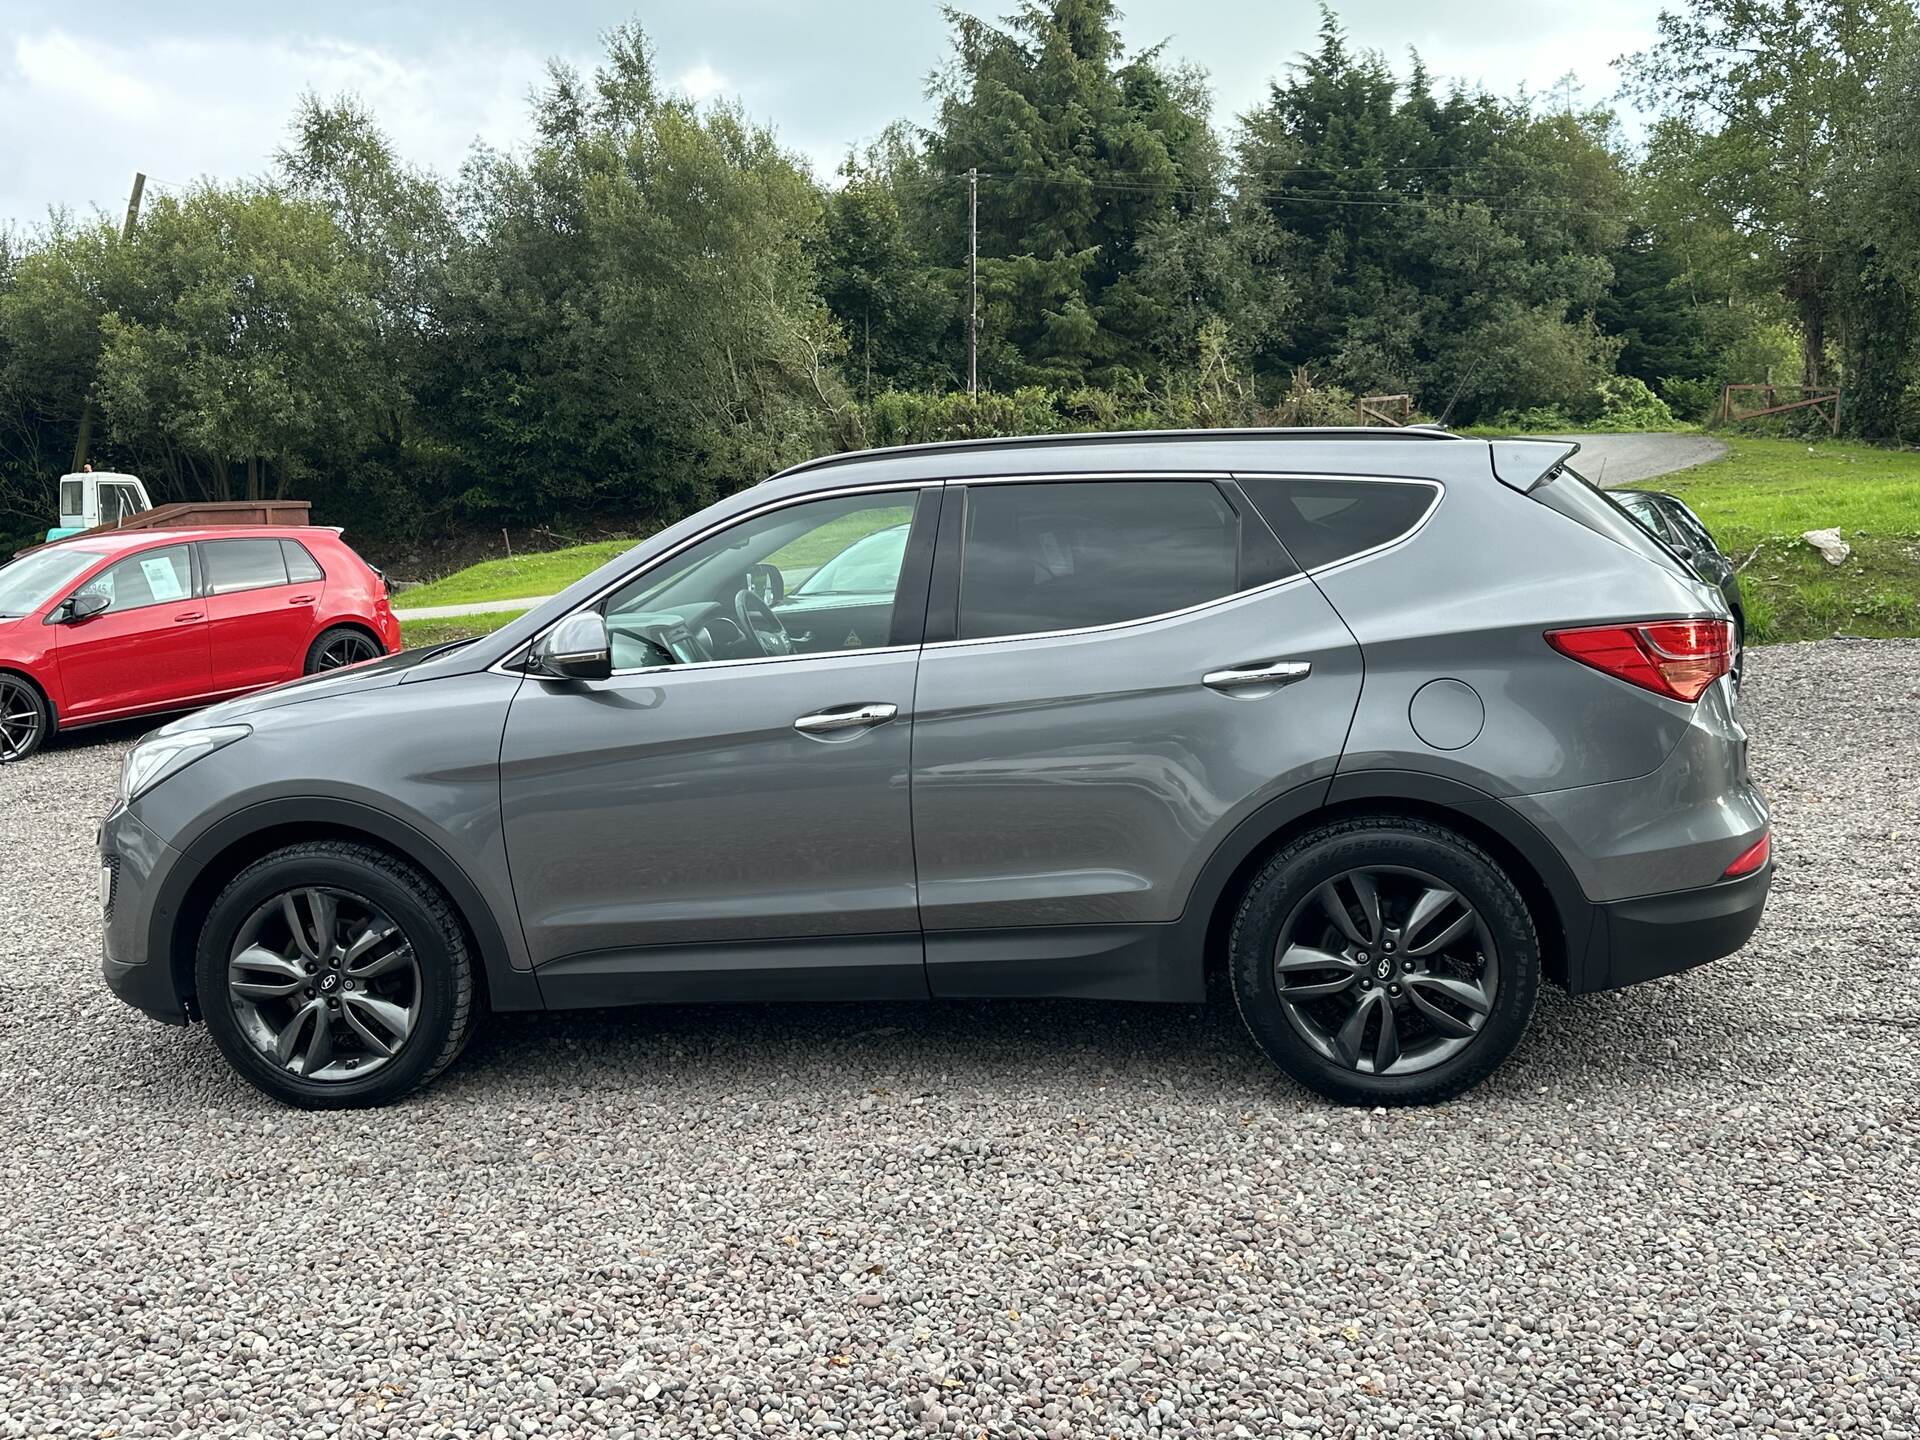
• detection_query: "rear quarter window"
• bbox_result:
[282,540,326,583]
[1534,468,1689,574]
[1234,477,1438,570]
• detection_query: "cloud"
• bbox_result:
[0,27,561,229]
[674,61,730,103]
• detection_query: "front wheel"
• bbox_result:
[1229,815,1540,1106]
[0,674,49,762]
[195,841,477,1108]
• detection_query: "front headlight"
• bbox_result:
[121,724,250,805]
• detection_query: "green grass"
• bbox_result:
[399,611,530,649]
[397,539,639,608]
[1621,436,1920,644]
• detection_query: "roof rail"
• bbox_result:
[766,424,1470,484]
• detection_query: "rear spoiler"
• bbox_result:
[1489,438,1580,493]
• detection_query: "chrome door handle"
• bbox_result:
[1202,659,1312,691]
[793,702,898,734]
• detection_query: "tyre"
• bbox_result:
[1229,815,1539,1106]
[304,626,384,675]
[0,673,50,762]
[195,841,476,1108]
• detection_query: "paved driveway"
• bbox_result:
[1552,432,1729,488]
[1,641,1914,1436]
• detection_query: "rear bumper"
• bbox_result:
[1571,862,1772,994]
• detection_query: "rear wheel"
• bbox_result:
[195,841,476,1108]
[1229,815,1539,1105]
[304,626,383,675]
[0,674,49,762]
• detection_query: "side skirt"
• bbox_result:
[536,933,930,1008]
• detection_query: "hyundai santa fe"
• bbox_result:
[97,429,1771,1108]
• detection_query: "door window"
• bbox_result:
[73,546,192,613]
[100,484,143,525]
[956,481,1242,641]
[599,491,921,669]
[202,539,291,595]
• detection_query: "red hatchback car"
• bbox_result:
[0,527,400,761]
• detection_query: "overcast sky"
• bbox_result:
[0,1,1666,232]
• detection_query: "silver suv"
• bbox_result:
[99,430,1771,1108]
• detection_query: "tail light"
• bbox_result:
[1723,832,1770,878]
[1545,619,1733,702]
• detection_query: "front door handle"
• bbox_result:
[173,612,205,623]
[793,702,898,734]
[1202,659,1312,692]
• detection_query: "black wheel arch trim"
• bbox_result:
[1172,769,1603,999]
[152,797,543,1017]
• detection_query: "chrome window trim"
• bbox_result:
[494,468,1444,677]
[493,478,940,680]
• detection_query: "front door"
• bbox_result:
[53,543,211,721]
[500,485,937,1005]
[908,477,1365,995]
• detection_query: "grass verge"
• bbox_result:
[1622,437,1920,644]
[399,611,532,649]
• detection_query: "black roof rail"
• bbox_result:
[765,424,1470,484]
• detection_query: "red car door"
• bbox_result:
[201,538,320,691]
[52,544,212,723]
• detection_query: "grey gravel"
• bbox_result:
[1,640,1916,1438]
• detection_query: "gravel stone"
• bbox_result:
[1,640,1916,1437]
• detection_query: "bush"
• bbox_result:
[1660,376,1721,423]
[1588,375,1679,430]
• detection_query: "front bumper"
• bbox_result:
[99,803,191,1024]
[1572,862,1772,994]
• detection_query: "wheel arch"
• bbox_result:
[308,620,388,664]
[1181,771,1596,996]
[0,664,57,734]
[158,798,542,1019]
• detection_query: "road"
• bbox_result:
[1551,432,1729,488]
[1,640,1916,1435]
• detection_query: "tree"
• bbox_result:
[1620,0,1918,387]
[920,0,1220,387]
[816,125,958,395]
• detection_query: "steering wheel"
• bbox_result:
[733,587,794,657]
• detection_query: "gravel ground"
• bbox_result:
[1,641,1916,1439]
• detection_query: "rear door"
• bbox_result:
[52,543,210,721]
[200,538,319,691]
[908,476,1364,996]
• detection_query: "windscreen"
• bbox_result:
[0,548,106,618]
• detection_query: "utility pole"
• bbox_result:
[71,171,146,472]
[967,166,978,399]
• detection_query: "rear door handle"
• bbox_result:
[793,702,898,734]
[1202,659,1312,692]
[288,595,316,605]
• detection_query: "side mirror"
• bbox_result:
[528,612,612,682]
[746,562,785,607]
[61,591,111,623]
